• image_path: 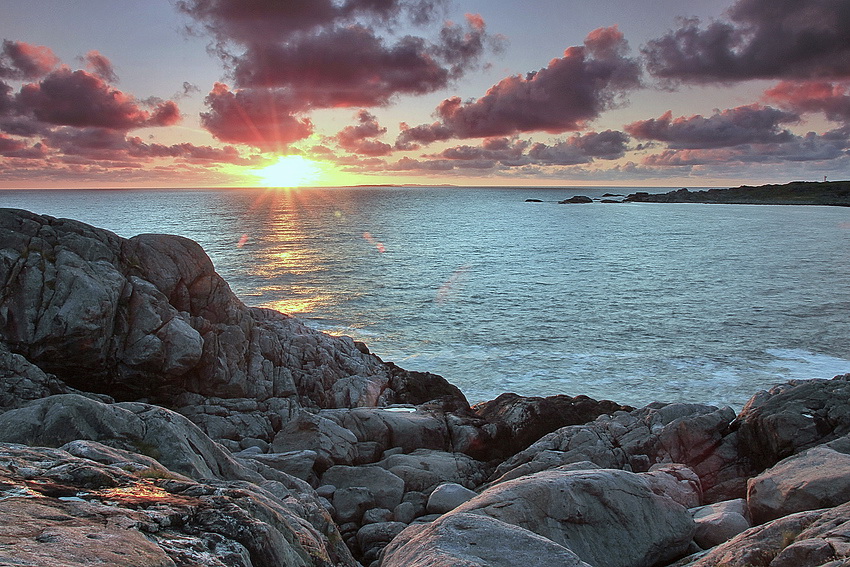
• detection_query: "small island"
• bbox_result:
[625,180,850,206]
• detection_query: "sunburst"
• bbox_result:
[252,155,323,187]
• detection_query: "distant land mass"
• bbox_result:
[625,181,850,206]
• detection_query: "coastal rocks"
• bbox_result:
[0,394,259,482]
[0,208,423,412]
[746,442,850,524]
[678,502,850,566]
[381,512,594,567]
[0,442,357,567]
[474,392,633,459]
[490,402,744,502]
[399,467,694,567]
[735,374,850,471]
[559,195,593,204]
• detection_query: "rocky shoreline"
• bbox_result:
[624,180,850,206]
[2,207,850,567]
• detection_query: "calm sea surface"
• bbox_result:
[4,186,850,409]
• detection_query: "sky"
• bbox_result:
[0,0,848,189]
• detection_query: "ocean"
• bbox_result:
[4,186,850,410]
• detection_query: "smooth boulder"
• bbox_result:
[453,467,695,567]
[381,512,593,567]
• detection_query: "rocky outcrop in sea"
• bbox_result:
[2,206,850,567]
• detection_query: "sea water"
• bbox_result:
[4,186,850,409]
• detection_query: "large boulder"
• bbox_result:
[320,465,405,511]
[474,392,632,458]
[381,512,594,567]
[0,442,357,567]
[735,374,850,471]
[0,208,440,410]
[271,410,358,471]
[451,467,695,567]
[747,441,850,524]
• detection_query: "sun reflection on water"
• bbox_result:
[243,188,334,316]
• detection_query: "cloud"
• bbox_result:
[335,110,392,156]
[0,40,58,80]
[763,80,850,122]
[642,127,850,167]
[16,68,181,130]
[200,82,313,149]
[625,105,800,149]
[643,0,850,83]
[178,0,493,112]
[395,26,641,144]
[82,50,118,83]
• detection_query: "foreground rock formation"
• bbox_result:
[2,207,850,566]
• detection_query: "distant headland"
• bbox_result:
[625,180,850,206]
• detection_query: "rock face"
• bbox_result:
[490,402,746,502]
[0,208,465,413]
[0,442,356,567]
[680,502,850,566]
[734,375,850,471]
[473,393,632,458]
[747,441,850,524]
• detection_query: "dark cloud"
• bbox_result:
[764,80,850,122]
[178,0,491,115]
[0,40,58,80]
[336,110,392,156]
[200,82,313,150]
[394,26,641,144]
[643,0,850,83]
[16,68,181,130]
[232,26,455,106]
[176,0,447,44]
[642,127,850,167]
[396,121,454,150]
[625,105,799,149]
[528,130,629,165]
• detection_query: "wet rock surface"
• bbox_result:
[4,208,850,567]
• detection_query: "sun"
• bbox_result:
[253,155,323,187]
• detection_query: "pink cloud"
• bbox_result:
[178,0,492,113]
[763,80,850,122]
[336,110,392,156]
[17,68,181,130]
[625,105,799,149]
[0,40,58,80]
[395,26,641,144]
[82,50,118,83]
[200,82,313,150]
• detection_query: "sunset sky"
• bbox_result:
[1,0,848,188]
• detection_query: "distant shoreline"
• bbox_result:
[624,180,850,206]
